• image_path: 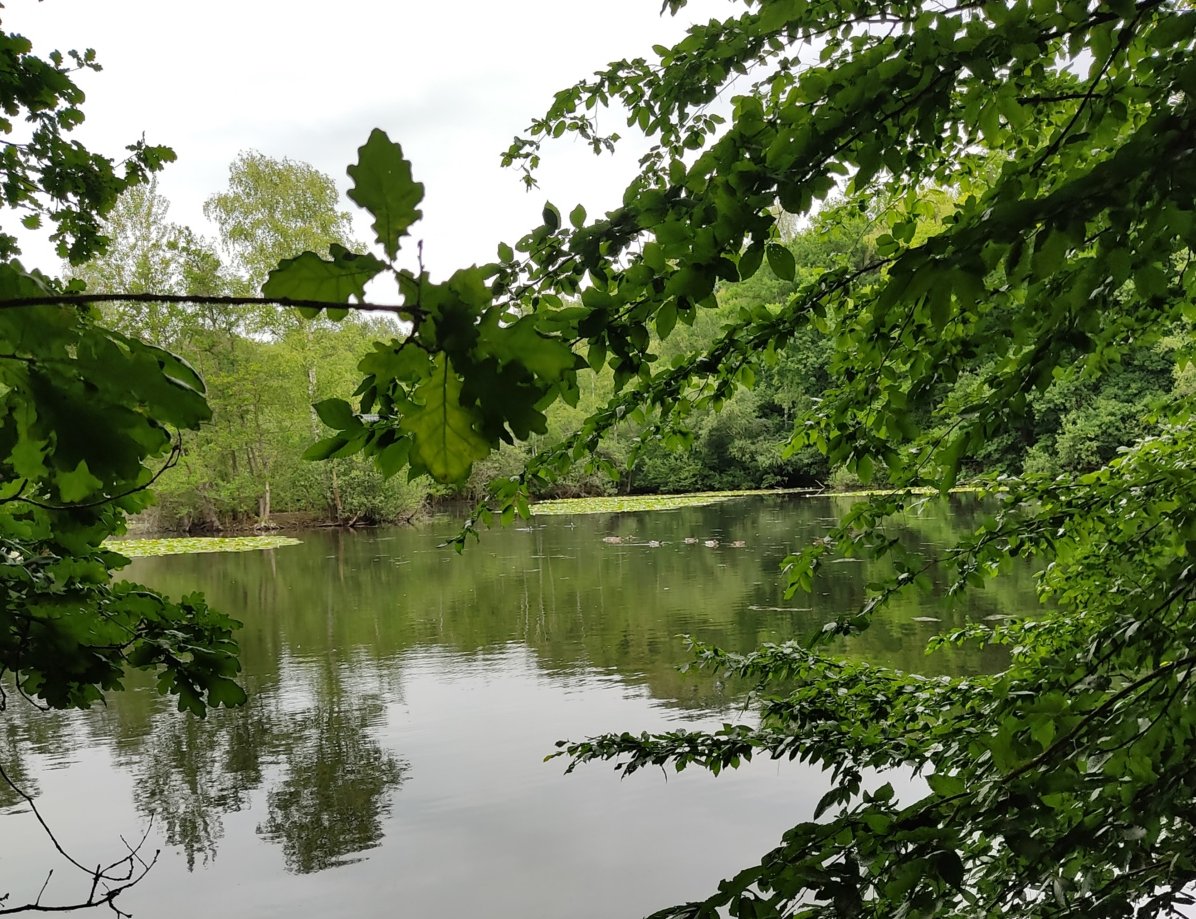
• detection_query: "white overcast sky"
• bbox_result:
[10,0,730,279]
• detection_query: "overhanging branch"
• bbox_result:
[0,292,423,320]
[0,757,158,917]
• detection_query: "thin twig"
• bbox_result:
[1032,8,1146,172]
[0,756,157,916]
[0,757,92,875]
[35,872,51,906]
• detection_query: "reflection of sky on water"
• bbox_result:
[0,495,1038,917]
[0,649,829,918]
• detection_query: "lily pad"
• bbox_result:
[532,489,809,517]
[107,535,303,558]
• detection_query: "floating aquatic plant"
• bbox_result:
[531,489,810,517]
[108,535,303,558]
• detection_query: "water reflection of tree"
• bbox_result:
[130,699,280,869]
[0,703,81,812]
[125,670,407,874]
[0,499,1044,880]
[0,718,39,811]
[131,496,1043,715]
[256,699,406,874]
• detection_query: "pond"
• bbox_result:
[0,494,1039,917]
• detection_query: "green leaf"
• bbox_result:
[656,302,678,339]
[1134,264,1169,299]
[347,128,425,260]
[738,243,765,280]
[206,676,248,708]
[491,317,579,381]
[376,437,412,478]
[765,243,795,281]
[303,436,350,461]
[934,849,965,889]
[569,203,587,229]
[927,772,966,797]
[56,459,103,503]
[359,342,432,384]
[313,398,357,430]
[262,246,387,306]
[400,355,492,483]
[543,202,561,231]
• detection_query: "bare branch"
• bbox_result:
[0,758,158,916]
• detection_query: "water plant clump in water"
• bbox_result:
[531,489,810,517]
[109,536,303,558]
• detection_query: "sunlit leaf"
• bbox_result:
[347,129,425,260]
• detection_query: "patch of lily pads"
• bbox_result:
[530,489,799,516]
[530,486,984,517]
[828,486,982,498]
[107,535,303,558]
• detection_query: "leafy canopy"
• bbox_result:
[0,31,244,718]
[4,0,1196,914]
[267,0,1196,915]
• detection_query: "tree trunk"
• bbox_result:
[258,478,271,525]
[330,463,344,522]
[306,357,342,521]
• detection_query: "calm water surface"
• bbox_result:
[0,495,1038,917]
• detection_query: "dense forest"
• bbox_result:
[75,169,1182,531]
[68,157,428,530]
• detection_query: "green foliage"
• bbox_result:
[268,0,1196,914]
[6,0,1196,913]
[0,263,242,713]
[204,150,360,295]
[0,32,173,264]
[0,30,244,718]
[69,150,430,530]
[67,178,231,344]
[265,130,587,489]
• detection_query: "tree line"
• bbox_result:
[70,157,427,530]
[76,171,1181,532]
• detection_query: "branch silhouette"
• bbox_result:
[0,758,159,917]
